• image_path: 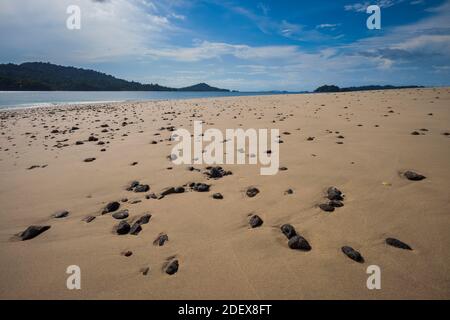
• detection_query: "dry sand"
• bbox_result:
[0,88,449,299]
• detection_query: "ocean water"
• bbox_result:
[0,91,296,109]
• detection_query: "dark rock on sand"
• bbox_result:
[386,238,412,250]
[145,193,158,199]
[329,200,344,207]
[53,210,69,218]
[246,187,259,198]
[165,260,179,275]
[153,234,169,246]
[116,221,130,235]
[327,187,343,200]
[20,225,51,240]
[84,157,96,162]
[191,183,210,192]
[123,251,133,257]
[103,201,120,214]
[319,203,335,212]
[141,267,150,276]
[134,184,150,193]
[129,222,142,235]
[160,186,185,197]
[281,224,297,240]
[249,215,264,228]
[83,216,96,223]
[126,181,140,191]
[204,166,232,179]
[112,210,129,220]
[212,193,223,199]
[136,213,152,225]
[288,235,311,251]
[341,246,364,263]
[404,171,426,181]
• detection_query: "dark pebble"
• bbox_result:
[165,260,179,275]
[212,193,223,199]
[84,157,96,162]
[327,186,343,200]
[20,225,51,240]
[116,221,130,235]
[246,187,259,198]
[319,203,335,212]
[83,216,96,223]
[404,171,426,181]
[134,184,150,193]
[129,222,142,235]
[341,246,364,263]
[281,224,297,239]
[329,200,344,208]
[53,210,69,218]
[112,210,129,220]
[192,183,210,192]
[249,215,263,228]
[288,235,311,251]
[103,201,120,214]
[136,213,152,225]
[386,238,412,250]
[153,234,169,246]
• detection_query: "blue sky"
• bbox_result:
[0,0,449,91]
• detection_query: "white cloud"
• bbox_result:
[0,0,181,63]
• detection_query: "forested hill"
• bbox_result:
[0,62,230,92]
[314,84,422,93]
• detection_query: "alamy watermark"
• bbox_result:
[66,5,81,30]
[170,121,280,175]
[367,5,381,30]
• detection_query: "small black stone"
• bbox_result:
[103,201,120,214]
[53,210,69,218]
[192,183,210,192]
[288,235,311,251]
[212,193,223,199]
[20,225,51,240]
[281,224,297,240]
[83,216,96,223]
[386,238,412,250]
[327,187,343,200]
[329,200,344,208]
[165,260,179,275]
[84,157,96,162]
[116,221,130,235]
[134,184,150,193]
[246,187,259,198]
[136,213,152,225]
[129,222,142,235]
[112,210,129,220]
[319,203,335,212]
[341,246,364,263]
[153,234,169,246]
[404,171,426,181]
[249,215,263,228]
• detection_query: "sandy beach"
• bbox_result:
[0,87,449,300]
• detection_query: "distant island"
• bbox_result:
[314,84,423,93]
[0,62,230,92]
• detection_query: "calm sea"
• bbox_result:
[0,91,297,109]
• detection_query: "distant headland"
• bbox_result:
[0,62,230,92]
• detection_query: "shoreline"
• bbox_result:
[0,86,441,113]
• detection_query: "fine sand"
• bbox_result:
[0,88,449,299]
